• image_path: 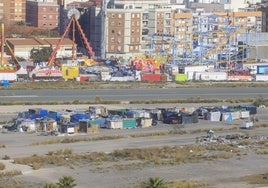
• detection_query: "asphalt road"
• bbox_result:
[0,87,268,102]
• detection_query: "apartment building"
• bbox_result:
[173,9,193,56]
[105,9,143,60]
[26,0,59,29]
[0,0,26,25]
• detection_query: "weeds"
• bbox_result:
[241,172,268,185]
[0,162,5,170]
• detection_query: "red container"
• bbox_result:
[79,76,89,82]
[141,74,162,83]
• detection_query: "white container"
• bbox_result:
[107,120,123,129]
[240,111,250,119]
[67,127,75,134]
[255,74,268,81]
[141,118,152,128]
[199,71,227,81]
[242,121,253,129]
[208,111,221,122]
[0,73,17,81]
[231,111,240,120]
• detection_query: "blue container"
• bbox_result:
[257,65,268,74]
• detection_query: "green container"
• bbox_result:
[173,74,187,82]
[123,118,136,129]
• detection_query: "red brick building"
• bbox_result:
[26,0,59,29]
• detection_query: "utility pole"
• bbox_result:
[101,0,107,59]
[1,23,4,66]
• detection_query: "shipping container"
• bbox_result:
[122,118,136,129]
[194,71,227,81]
[257,65,268,74]
[107,119,123,129]
[0,72,17,81]
[184,65,214,75]
[228,75,252,81]
[141,74,163,82]
[140,118,152,128]
[173,74,187,82]
[62,65,79,80]
[255,74,268,81]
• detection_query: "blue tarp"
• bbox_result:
[70,114,90,123]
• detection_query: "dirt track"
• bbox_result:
[0,104,268,188]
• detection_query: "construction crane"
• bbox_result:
[47,8,95,67]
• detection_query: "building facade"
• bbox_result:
[26,0,59,30]
[0,0,26,25]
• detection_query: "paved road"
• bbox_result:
[0,87,268,102]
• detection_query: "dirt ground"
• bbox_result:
[0,103,267,188]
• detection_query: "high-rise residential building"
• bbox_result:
[0,0,26,25]
[26,0,59,29]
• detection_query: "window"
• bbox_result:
[118,14,122,18]
[118,22,121,26]
[111,21,115,26]
[111,37,115,42]
[117,46,121,51]
[111,14,115,18]
[118,38,121,43]
[111,30,115,33]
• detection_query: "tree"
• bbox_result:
[30,47,53,63]
[56,176,77,188]
[140,177,167,188]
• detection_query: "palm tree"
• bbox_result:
[56,176,77,188]
[44,183,58,188]
[141,177,167,188]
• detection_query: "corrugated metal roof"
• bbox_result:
[6,37,74,46]
[42,38,74,46]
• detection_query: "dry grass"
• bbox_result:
[31,135,125,146]
[0,170,22,178]
[166,180,209,188]
[241,172,268,185]
[0,162,5,171]
[13,144,237,170]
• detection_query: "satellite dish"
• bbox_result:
[67,8,80,20]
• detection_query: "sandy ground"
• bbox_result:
[0,104,267,188]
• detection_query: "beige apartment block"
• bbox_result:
[0,0,26,25]
[106,9,143,59]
